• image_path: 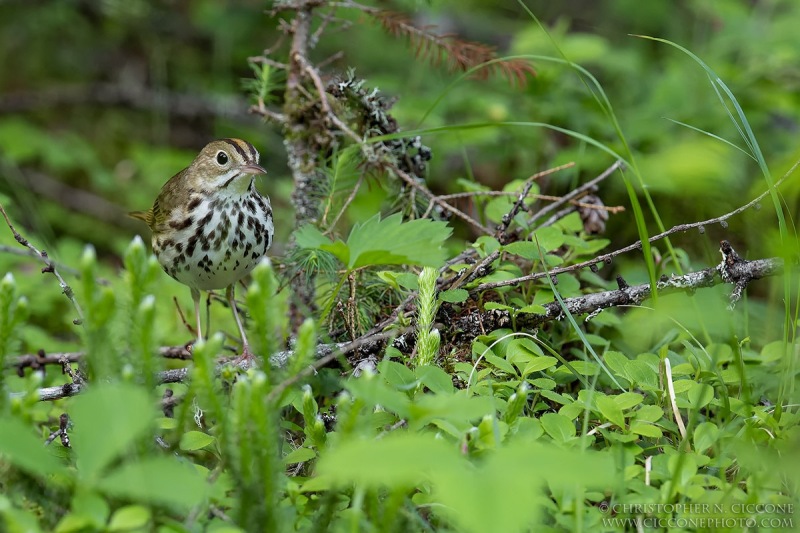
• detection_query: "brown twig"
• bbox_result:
[527,160,624,227]
[475,160,799,293]
[0,202,84,324]
[457,244,784,335]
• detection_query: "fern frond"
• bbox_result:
[366,10,535,87]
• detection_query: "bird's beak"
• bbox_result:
[242,164,267,175]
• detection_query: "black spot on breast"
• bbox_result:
[175,242,184,253]
[237,211,245,226]
[187,197,202,211]
[170,216,193,230]
[186,235,198,257]
[247,216,256,230]
[199,210,213,226]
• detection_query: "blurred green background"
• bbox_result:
[1,0,798,348]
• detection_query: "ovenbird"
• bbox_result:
[130,138,273,362]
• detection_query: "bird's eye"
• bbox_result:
[216,151,229,165]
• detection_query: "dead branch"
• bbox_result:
[474,160,798,293]
[455,242,784,336]
[0,202,84,324]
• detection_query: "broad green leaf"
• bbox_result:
[70,491,109,530]
[434,440,612,533]
[439,289,469,303]
[540,413,576,442]
[55,514,92,533]
[294,224,332,249]
[507,338,544,358]
[316,433,460,487]
[687,383,714,408]
[504,241,540,260]
[635,405,664,423]
[416,365,455,395]
[410,392,494,429]
[0,417,66,479]
[71,383,155,481]
[629,421,663,438]
[556,360,599,376]
[596,395,625,428]
[671,379,695,394]
[517,303,546,314]
[179,431,216,451]
[532,226,565,251]
[379,360,417,390]
[98,457,207,510]
[522,356,558,376]
[283,447,317,465]
[614,392,644,410]
[624,360,658,389]
[326,213,452,269]
[346,373,411,417]
[603,351,629,378]
[693,422,719,452]
[108,505,151,531]
[483,301,512,311]
[485,353,517,375]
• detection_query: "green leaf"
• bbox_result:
[522,356,557,376]
[97,458,207,510]
[517,303,546,314]
[346,373,411,417]
[71,384,155,481]
[614,392,644,410]
[624,360,658,389]
[687,383,714,408]
[325,213,452,269]
[635,405,664,423]
[70,491,109,530]
[283,447,317,465]
[0,417,66,479]
[540,413,576,442]
[179,431,216,451]
[484,302,512,311]
[439,289,469,303]
[629,421,663,438]
[410,392,494,429]
[317,433,461,487]
[379,360,417,390]
[504,241,541,260]
[416,365,455,395]
[596,395,625,428]
[294,224,333,249]
[485,353,517,375]
[693,422,719,452]
[532,226,566,252]
[108,505,151,531]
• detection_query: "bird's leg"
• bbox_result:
[227,284,255,364]
[191,288,203,343]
